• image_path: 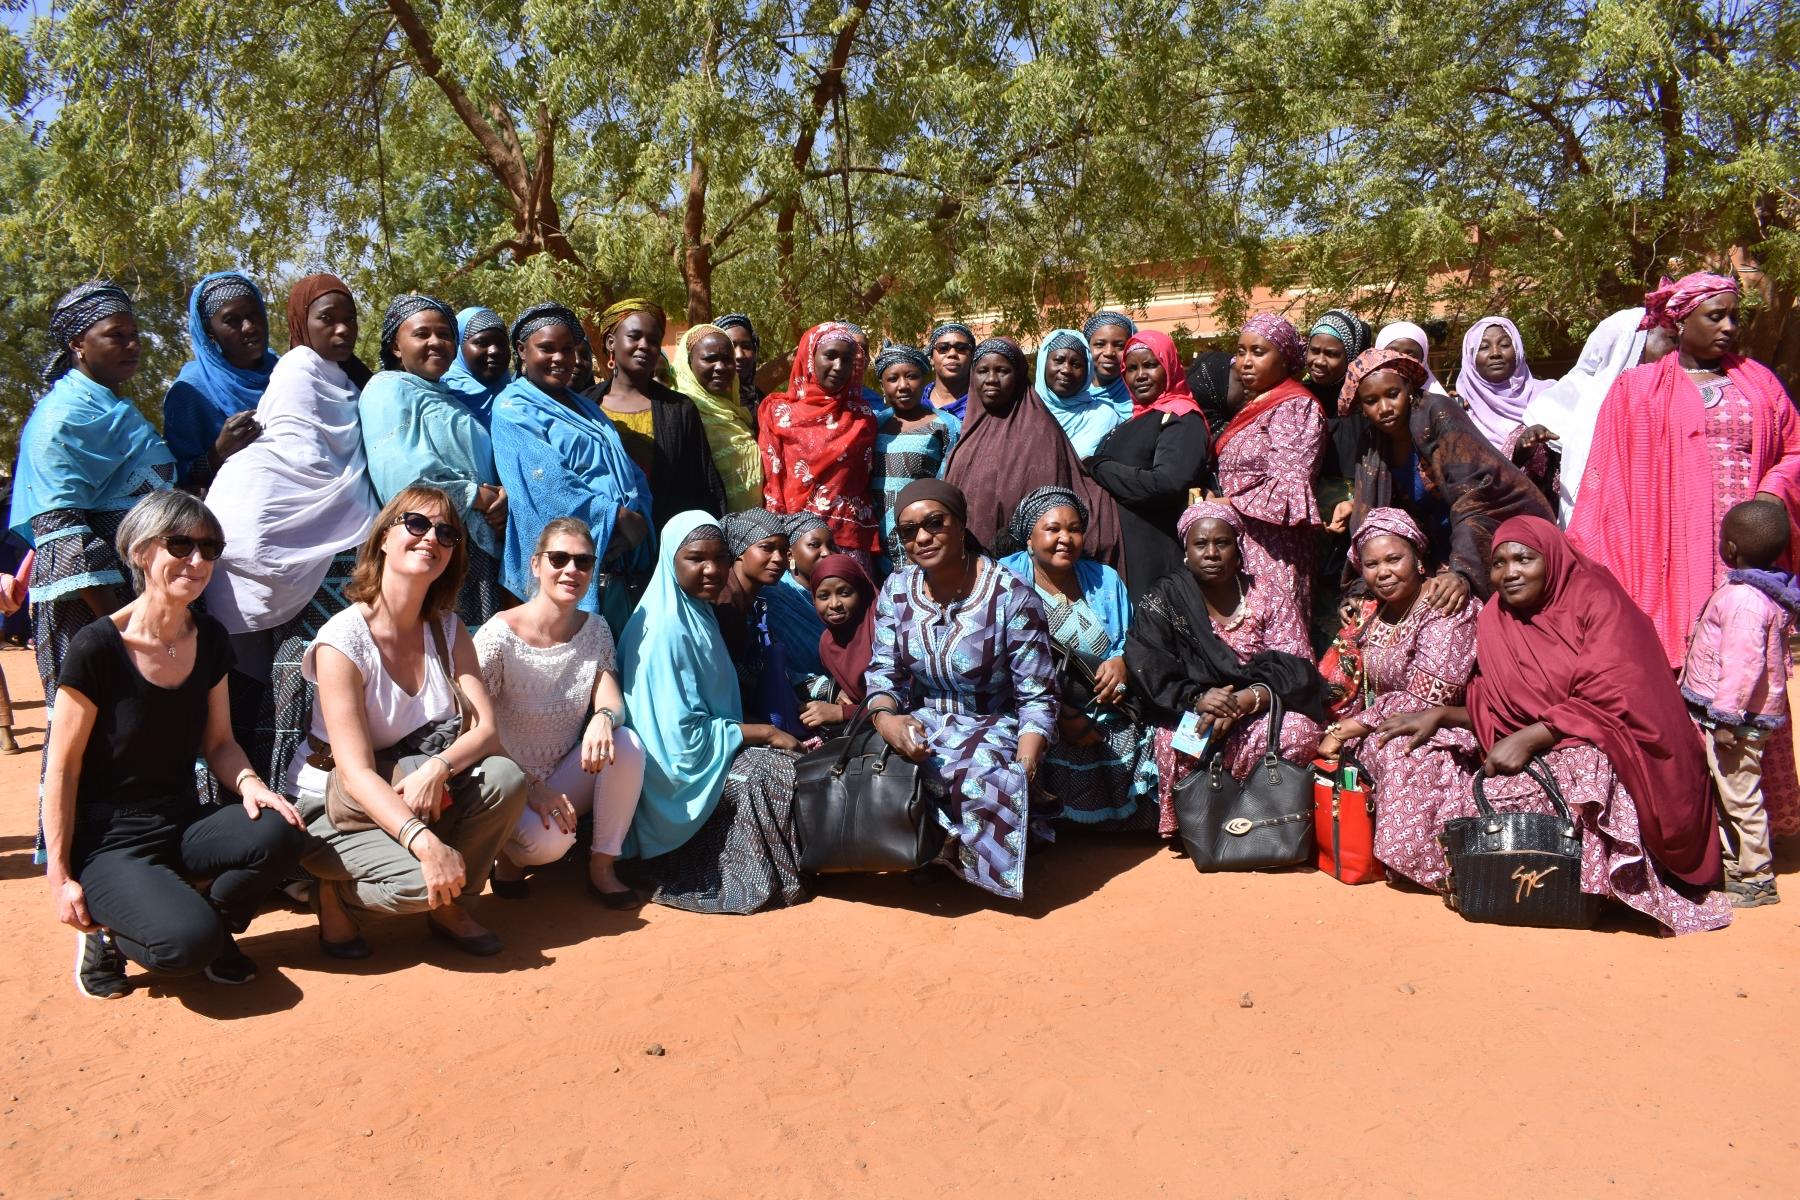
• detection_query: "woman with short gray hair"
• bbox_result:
[41,490,307,1000]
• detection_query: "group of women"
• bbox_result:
[13,265,1796,1000]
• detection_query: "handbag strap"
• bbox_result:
[1261,692,1286,762]
[1471,753,1576,828]
[427,615,475,732]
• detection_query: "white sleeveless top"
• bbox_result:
[286,606,460,796]
[473,612,615,783]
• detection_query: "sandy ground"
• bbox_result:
[0,641,1796,1198]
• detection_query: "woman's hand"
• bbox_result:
[476,484,508,532]
[581,712,616,771]
[614,506,650,550]
[1316,732,1344,763]
[742,723,801,752]
[1421,570,1471,614]
[212,410,262,463]
[51,875,97,932]
[1092,657,1128,707]
[1326,498,1355,534]
[1377,708,1444,751]
[528,789,578,836]
[412,832,466,908]
[1483,722,1557,777]
[800,700,846,729]
[1194,687,1238,719]
[1513,424,1558,462]
[872,711,929,763]
[394,757,452,820]
[240,779,304,829]
[1017,732,1047,783]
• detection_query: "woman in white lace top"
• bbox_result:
[475,518,646,906]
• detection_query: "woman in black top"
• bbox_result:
[1086,329,1212,598]
[41,490,305,1000]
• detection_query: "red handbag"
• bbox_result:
[1313,758,1383,884]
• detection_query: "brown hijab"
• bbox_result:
[284,272,371,387]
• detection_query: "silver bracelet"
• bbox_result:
[429,752,453,774]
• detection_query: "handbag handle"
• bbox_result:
[1260,691,1286,763]
[427,616,476,734]
[831,705,895,776]
[1471,753,1576,829]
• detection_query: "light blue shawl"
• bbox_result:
[489,374,654,614]
[998,551,1132,658]
[1034,328,1126,458]
[162,270,278,483]
[358,369,501,556]
[619,510,745,859]
[440,306,510,427]
[9,369,174,544]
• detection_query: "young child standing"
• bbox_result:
[1680,499,1800,908]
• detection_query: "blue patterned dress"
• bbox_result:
[864,557,1058,899]
[870,414,958,574]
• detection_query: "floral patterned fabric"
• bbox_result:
[1216,392,1326,616]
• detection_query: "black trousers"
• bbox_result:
[72,804,305,975]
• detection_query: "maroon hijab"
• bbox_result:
[1465,515,1720,886]
[812,553,877,704]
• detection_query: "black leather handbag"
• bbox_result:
[1172,695,1315,872]
[792,710,945,874]
[1439,756,1601,929]
[1051,640,1140,724]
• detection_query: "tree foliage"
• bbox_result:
[2,0,1796,472]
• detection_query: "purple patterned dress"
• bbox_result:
[1340,599,1484,888]
[1150,577,1323,836]
[1216,393,1327,618]
[864,557,1058,899]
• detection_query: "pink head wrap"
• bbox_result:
[1347,506,1428,568]
[1337,346,1428,415]
[1242,313,1304,375]
[1177,499,1243,543]
[1122,329,1202,419]
[1639,272,1738,332]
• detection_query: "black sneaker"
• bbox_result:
[74,931,129,1000]
[203,934,257,985]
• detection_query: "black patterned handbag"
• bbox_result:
[1439,756,1601,929]
[792,710,945,874]
[1172,695,1316,872]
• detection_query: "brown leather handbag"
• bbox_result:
[306,618,476,834]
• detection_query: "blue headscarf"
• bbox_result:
[9,368,175,546]
[440,306,510,426]
[997,551,1133,659]
[162,271,278,484]
[1033,328,1125,458]
[358,367,501,556]
[489,372,654,614]
[619,510,745,860]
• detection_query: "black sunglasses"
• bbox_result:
[894,512,953,543]
[157,534,225,562]
[394,512,462,547]
[931,341,974,355]
[543,550,596,572]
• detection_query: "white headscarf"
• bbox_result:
[202,345,381,632]
[1374,321,1450,398]
[1521,308,1649,526]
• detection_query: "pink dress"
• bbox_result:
[1341,600,1484,888]
[1216,394,1326,618]
[1151,578,1322,836]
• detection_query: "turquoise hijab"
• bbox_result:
[440,306,509,426]
[9,369,174,544]
[620,511,745,859]
[1034,328,1125,458]
[358,368,501,556]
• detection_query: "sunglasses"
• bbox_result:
[394,512,462,547]
[931,341,974,355]
[157,534,225,562]
[894,512,953,543]
[542,550,596,572]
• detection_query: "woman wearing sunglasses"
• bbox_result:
[475,518,646,906]
[42,490,307,999]
[291,487,528,958]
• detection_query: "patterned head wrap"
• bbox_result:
[510,302,584,349]
[714,313,759,351]
[378,293,457,370]
[1083,310,1136,340]
[1640,271,1739,332]
[1043,330,1086,358]
[872,343,931,380]
[598,297,667,347]
[928,321,975,349]
[677,520,726,550]
[1308,308,1373,358]
[1242,312,1305,376]
[840,322,867,340]
[196,274,260,324]
[1009,485,1087,548]
[45,281,133,382]
[1177,499,1243,543]
[1338,346,1429,415]
[721,508,787,558]
[971,336,1027,374]
[1348,506,1428,568]
[460,307,505,342]
[783,512,831,542]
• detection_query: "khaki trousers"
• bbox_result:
[1706,727,1774,884]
